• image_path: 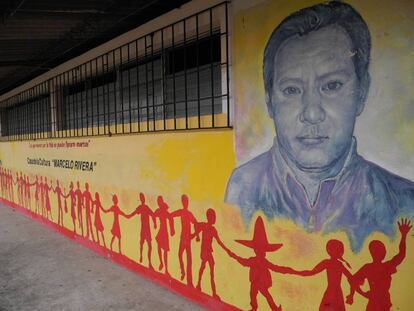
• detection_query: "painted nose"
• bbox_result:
[300,89,326,124]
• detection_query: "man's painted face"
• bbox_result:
[269,25,364,171]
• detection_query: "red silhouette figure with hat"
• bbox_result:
[347,218,412,311]
[126,193,157,269]
[223,216,297,311]
[103,194,128,255]
[92,192,106,248]
[82,183,95,241]
[171,194,198,286]
[192,208,227,300]
[154,195,175,276]
[294,239,353,311]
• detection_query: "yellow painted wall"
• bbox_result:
[0,1,413,310]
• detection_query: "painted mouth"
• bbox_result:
[297,136,329,146]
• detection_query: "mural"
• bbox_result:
[226,1,414,252]
[0,1,413,311]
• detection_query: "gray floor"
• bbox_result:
[0,205,203,311]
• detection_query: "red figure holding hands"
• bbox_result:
[25,175,31,210]
[53,180,65,226]
[83,183,95,241]
[348,218,412,311]
[295,239,353,311]
[44,177,53,221]
[192,208,227,300]
[223,216,297,311]
[154,195,175,277]
[64,182,77,233]
[31,175,40,214]
[40,176,45,217]
[75,182,84,236]
[127,193,156,269]
[171,194,198,286]
[92,192,106,248]
[103,194,128,255]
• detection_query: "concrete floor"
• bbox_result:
[0,205,203,311]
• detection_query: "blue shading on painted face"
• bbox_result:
[267,25,364,172]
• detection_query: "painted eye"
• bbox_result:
[282,86,301,96]
[321,81,343,93]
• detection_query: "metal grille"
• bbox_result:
[0,2,231,141]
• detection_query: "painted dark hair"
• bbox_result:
[263,1,371,102]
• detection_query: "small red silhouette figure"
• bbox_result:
[75,181,84,236]
[102,194,128,254]
[295,239,353,311]
[347,218,412,311]
[63,187,68,214]
[64,182,77,233]
[8,170,14,202]
[171,194,198,286]
[25,175,31,210]
[0,168,4,198]
[53,180,65,226]
[30,175,40,214]
[43,177,53,221]
[192,208,227,299]
[21,173,27,208]
[92,192,106,248]
[126,193,157,269]
[39,176,45,217]
[223,216,298,311]
[83,183,95,241]
[15,172,21,204]
[154,195,175,276]
[16,172,22,205]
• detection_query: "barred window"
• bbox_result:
[0,2,230,140]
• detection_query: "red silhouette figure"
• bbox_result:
[25,175,31,210]
[223,216,297,311]
[0,168,4,198]
[39,176,45,217]
[21,173,27,207]
[75,181,84,236]
[192,208,227,299]
[43,177,53,220]
[154,195,175,276]
[83,183,95,241]
[295,239,353,311]
[15,172,22,205]
[30,176,40,214]
[63,187,68,214]
[102,194,128,254]
[347,219,412,311]
[126,193,157,269]
[92,192,106,248]
[9,170,15,202]
[64,182,77,233]
[171,194,198,286]
[16,172,22,205]
[53,180,65,226]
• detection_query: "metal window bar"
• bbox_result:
[0,2,231,141]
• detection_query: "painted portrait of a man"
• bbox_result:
[225,1,414,251]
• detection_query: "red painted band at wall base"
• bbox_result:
[0,198,241,311]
